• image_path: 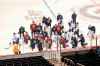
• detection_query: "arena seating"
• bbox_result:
[0,56,54,66]
[62,49,100,66]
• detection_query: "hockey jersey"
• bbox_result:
[30,23,37,32]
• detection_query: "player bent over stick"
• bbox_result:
[10,42,21,55]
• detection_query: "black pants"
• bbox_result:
[38,42,43,51]
[19,33,24,38]
[72,18,76,24]
[57,32,62,35]
[72,42,77,48]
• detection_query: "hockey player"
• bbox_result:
[12,43,21,55]
[87,25,96,46]
[10,33,20,55]
[30,21,37,38]
[79,34,87,48]
[10,40,21,55]
[71,12,77,24]
[42,16,48,31]
[43,17,52,36]
[47,17,52,36]
[18,26,25,38]
[23,32,30,44]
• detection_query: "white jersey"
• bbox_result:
[52,34,57,44]
[42,23,46,31]
[11,33,20,43]
[67,31,74,40]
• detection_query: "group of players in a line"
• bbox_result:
[10,12,96,55]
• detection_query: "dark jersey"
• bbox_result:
[30,23,37,32]
[55,25,62,33]
[88,26,96,33]
[36,25,42,33]
[72,13,77,20]
[19,26,25,34]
